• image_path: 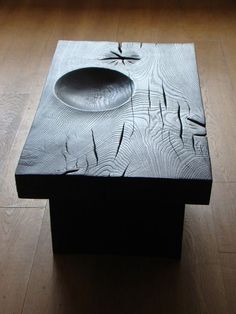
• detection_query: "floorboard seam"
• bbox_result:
[20,207,46,314]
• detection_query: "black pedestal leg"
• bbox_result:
[49,198,185,259]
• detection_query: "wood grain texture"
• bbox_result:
[0,207,44,314]
[219,29,236,101]
[1,1,236,313]
[180,203,228,314]
[0,94,27,175]
[211,183,236,253]
[219,253,236,314]
[196,41,236,182]
[15,41,212,203]
[0,94,46,207]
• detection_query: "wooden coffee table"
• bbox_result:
[15,41,212,259]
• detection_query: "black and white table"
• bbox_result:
[15,41,212,258]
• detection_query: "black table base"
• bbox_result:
[49,198,185,259]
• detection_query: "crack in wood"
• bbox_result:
[118,42,122,54]
[148,81,152,109]
[187,117,206,128]
[147,81,152,126]
[65,139,69,154]
[129,80,135,137]
[121,163,129,177]
[162,82,167,108]
[194,133,207,137]
[62,168,80,175]
[192,135,196,153]
[115,123,125,158]
[85,157,89,173]
[159,100,164,128]
[62,137,71,171]
[168,131,181,160]
[112,51,139,60]
[101,51,140,65]
[177,102,183,144]
[91,129,98,165]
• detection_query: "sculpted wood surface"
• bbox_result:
[1,1,236,313]
[15,41,212,203]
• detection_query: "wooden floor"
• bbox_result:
[1,0,236,313]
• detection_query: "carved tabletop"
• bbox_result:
[15,41,212,205]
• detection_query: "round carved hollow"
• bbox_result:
[54,67,134,112]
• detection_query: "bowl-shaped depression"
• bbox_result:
[54,67,134,112]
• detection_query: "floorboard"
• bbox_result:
[211,183,236,253]
[220,253,236,314]
[0,207,44,314]
[0,1,236,313]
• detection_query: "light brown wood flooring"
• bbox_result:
[0,1,236,313]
